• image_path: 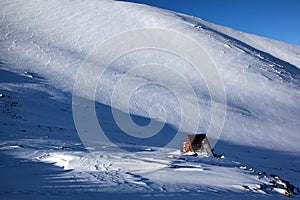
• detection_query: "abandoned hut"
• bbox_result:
[181,134,214,156]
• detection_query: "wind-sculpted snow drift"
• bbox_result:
[0,0,300,199]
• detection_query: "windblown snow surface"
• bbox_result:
[1,0,300,199]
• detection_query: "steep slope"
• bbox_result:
[0,0,300,199]
[1,0,299,151]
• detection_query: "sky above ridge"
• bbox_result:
[120,0,300,46]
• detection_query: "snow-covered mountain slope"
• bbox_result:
[1,0,299,151]
[1,0,300,199]
[179,14,300,69]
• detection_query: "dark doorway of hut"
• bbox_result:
[181,134,215,157]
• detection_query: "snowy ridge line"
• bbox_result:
[177,13,300,88]
[175,13,300,69]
